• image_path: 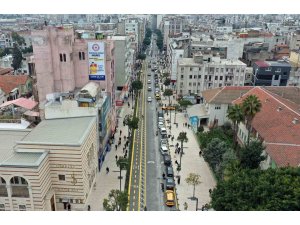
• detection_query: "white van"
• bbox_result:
[160,145,169,155]
[160,127,167,135]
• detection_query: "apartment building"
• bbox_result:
[176,53,246,96]
[288,30,300,50]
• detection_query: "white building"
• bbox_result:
[176,53,246,96]
[216,26,233,34]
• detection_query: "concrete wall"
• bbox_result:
[208,103,229,126]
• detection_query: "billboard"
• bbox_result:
[88,42,105,81]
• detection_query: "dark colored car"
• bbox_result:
[166,166,174,178]
[165,178,175,190]
[163,154,172,166]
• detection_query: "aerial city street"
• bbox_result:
[0,14,299,211]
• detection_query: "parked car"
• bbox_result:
[165,178,175,190]
[147,97,152,102]
[155,94,161,100]
[158,121,164,129]
[160,145,169,155]
[166,166,174,178]
[163,154,172,166]
[148,86,152,91]
[162,106,175,110]
[161,139,168,146]
[160,127,167,135]
[165,190,175,207]
[147,80,151,84]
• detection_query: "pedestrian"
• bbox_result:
[177,176,181,185]
[123,147,125,153]
[67,203,71,211]
[199,150,202,157]
[123,120,125,126]
[118,140,121,146]
[178,147,181,154]
[183,202,188,210]
[124,135,126,141]
[176,143,179,148]
[124,154,127,159]
[209,189,212,194]
[188,124,190,129]
[120,130,122,136]
[106,167,109,174]
[115,155,118,161]
[144,206,147,211]
[161,183,165,192]
[162,173,166,179]
[175,160,178,165]
[87,205,91,211]
[176,123,178,128]
[128,102,130,108]
[125,150,128,155]
[171,135,174,142]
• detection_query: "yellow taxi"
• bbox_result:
[165,190,175,207]
[155,94,161,100]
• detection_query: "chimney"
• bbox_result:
[292,118,299,124]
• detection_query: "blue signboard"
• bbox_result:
[89,75,105,81]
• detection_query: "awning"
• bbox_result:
[0,98,38,110]
[24,110,40,117]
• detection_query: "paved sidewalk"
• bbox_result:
[86,97,134,211]
[159,88,216,211]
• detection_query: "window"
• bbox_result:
[198,82,201,86]
[274,75,279,80]
[0,204,5,211]
[63,54,66,62]
[190,67,193,71]
[0,177,5,184]
[19,205,26,211]
[215,76,218,80]
[60,53,66,62]
[194,75,197,79]
[215,105,221,110]
[265,67,271,71]
[209,67,214,73]
[275,68,281,72]
[181,67,184,72]
[226,68,229,72]
[193,82,196,86]
[58,175,65,181]
[209,75,212,81]
[59,54,63,62]
[188,82,192,86]
[216,68,219,73]
[181,75,184,79]
[221,68,224,73]
[220,76,223,80]
[199,68,201,71]
[198,75,201,79]
[189,75,192,79]
[204,75,207,80]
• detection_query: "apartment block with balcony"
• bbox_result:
[253,60,291,86]
[176,53,246,97]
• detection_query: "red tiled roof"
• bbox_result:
[0,67,13,75]
[266,143,300,167]
[0,97,38,110]
[0,75,29,94]
[233,87,300,167]
[254,61,270,68]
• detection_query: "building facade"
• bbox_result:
[253,60,291,86]
[176,53,246,96]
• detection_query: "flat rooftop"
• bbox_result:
[18,116,96,146]
[0,129,31,164]
[0,151,48,168]
[178,58,246,67]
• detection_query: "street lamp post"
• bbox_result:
[174,108,177,124]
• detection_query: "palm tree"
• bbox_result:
[177,132,188,167]
[242,95,262,145]
[227,104,244,155]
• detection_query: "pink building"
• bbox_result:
[32,26,116,133]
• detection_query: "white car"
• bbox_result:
[161,139,168,146]
[158,121,164,129]
[147,80,151,84]
[147,97,152,102]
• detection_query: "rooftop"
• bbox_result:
[18,116,96,146]
[178,58,246,67]
[0,129,31,164]
[0,75,30,94]
[0,151,48,168]
[233,87,300,167]
[254,60,291,68]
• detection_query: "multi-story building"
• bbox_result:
[0,33,12,49]
[176,53,246,96]
[0,116,98,211]
[108,36,133,99]
[31,26,116,124]
[216,26,233,34]
[242,42,273,66]
[252,60,291,86]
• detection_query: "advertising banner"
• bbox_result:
[88,42,105,80]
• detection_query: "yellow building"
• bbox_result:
[289,50,300,67]
[0,116,97,211]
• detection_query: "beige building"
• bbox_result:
[176,53,246,96]
[0,116,98,211]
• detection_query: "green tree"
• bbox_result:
[202,138,229,173]
[22,45,33,54]
[162,72,170,78]
[185,173,201,198]
[143,38,151,46]
[163,78,171,87]
[242,95,262,145]
[240,140,266,169]
[0,47,11,57]
[163,88,173,105]
[211,167,300,210]
[177,131,188,167]
[131,80,143,96]
[11,32,25,46]
[218,148,238,179]
[124,114,139,136]
[137,53,146,60]
[198,127,233,149]
[11,44,23,71]
[178,99,193,111]
[227,104,244,154]
[103,189,129,211]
